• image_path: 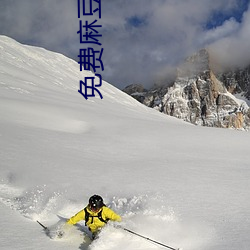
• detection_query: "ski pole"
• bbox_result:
[122,227,180,250]
[37,220,48,231]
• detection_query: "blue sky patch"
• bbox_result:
[126,15,147,28]
[206,0,249,29]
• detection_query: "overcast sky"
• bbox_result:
[0,0,249,89]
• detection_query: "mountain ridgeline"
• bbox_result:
[123,49,250,130]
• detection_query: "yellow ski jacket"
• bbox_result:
[67,206,121,233]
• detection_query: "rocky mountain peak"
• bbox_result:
[177,49,210,78]
[123,49,250,130]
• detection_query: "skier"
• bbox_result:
[66,194,122,239]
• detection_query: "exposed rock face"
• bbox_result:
[123,49,250,130]
[123,84,147,103]
[123,84,146,95]
[217,66,250,99]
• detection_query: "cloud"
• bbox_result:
[209,4,250,69]
[100,0,249,87]
[200,18,240,45]
[0,0,249,89]
[0,0,78,54]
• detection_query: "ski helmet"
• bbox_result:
[89,195,104,210]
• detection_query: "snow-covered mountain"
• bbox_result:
[1,36,250,250]
[124,49,250,130]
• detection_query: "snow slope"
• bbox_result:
[0,35,250,250]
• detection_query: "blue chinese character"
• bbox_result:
[78,47,104,72]
[78,20,102,45]
[77,0,101,19]
[78,74,103,99]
